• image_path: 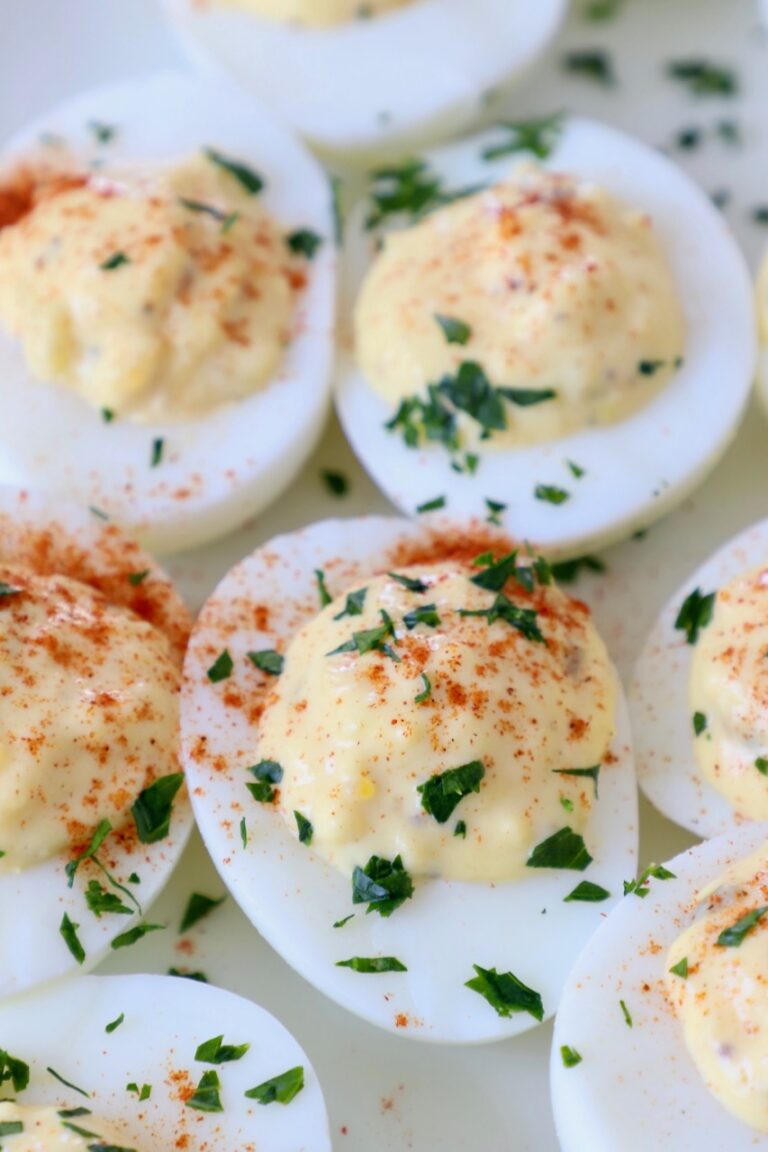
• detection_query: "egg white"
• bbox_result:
[180,515,638,1044]
[0,71,336,554]
[630,516,768,839]
[161,0,567,158]
[0,486,194,998]
[0,973,331,1151]
[551,824,768,1152]
[337,117,756,559]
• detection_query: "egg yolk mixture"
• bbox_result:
[0,153,305,422]
[757,252,768,347]
[0,565,180,872]
[215,0,413,27]
[665,846,768,1132]
[356,167,685,452]
[258,559,616,882]
[0,1103,140,1150]
[689,565,768,819]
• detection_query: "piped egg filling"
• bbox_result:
[665,845,768,1133]
[0,1103,140,1151]
[688,565,768,820]
[214,0,415,25]
[0,563,180,873]
[355,166,686,459]
[0,151,308,422]
[257,554,616,883]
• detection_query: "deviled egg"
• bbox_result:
[0,72,335,552]
[0,973,330,1150]
[551,824,768,1150]
[162,0,568,157]
[337,116,755,558]
[0,486,193,997]
[180,516,638,1043]
[631,516,768,838]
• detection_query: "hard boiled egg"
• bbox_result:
[337,117,755,558]
[0,973,330,1150]
[551,824,768,1152]
[0,72,335,553]
[631,516,768,838]
[179,515,638,1043]
[0,486,193,998]
[161,0,568,157]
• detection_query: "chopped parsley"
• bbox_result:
[667,59,738,97]
[669,956,689,978]
[434,314,472,345]
[204,147,264,194]
[294,811,313,845]
[89,120,117,144]
[333,914,354,929]
[481,112,563,162]
[0,581,21,597]
[454,820,467,838]
[553,765,600,798]
[619,999,633,1028]
[564,880,610,903]
[105,1014,125,1034]
[717,905,768,947]
[500,386,558,407]
[388,571,429,592]
[286,228,323,258]
[321,469,349,496]
[132,772,184,843]
[110,922,165,950]
[168,968,209,982]
[59,913,85,964]
[328,609,399,661]
[127,569,149,587]
[47,1066,90,1097]
[527,828,593,871]
[178,197,234,225]
[416,495,446,513]
[186,1069,224,1113]
[674,587,715,644]
[485,498,506,526]
[180,892,226,933]
[66,818,112,886]
[240,817,248,848]
[85,879,132,918]
[365,158,482,230]
[334,587,367,619]
[470,551,518,591]
[693,711,708,736]
[352,854,414,917]
[562,49,615,86]
[534,484,570,505]
[550,555,606,584]
[403,603,441,630]
[315,568,332,608]
[0,1120,23,1136]
[415,672,432,703]
[624,863,676,898]
[465,964,544,1022]
[417,761,485,823]
[245,1066,305,1106]
[247,759,283,803]
[127,1082,151,1101]
[207,650,234,682]
[585,0,622,19]
[336,956,407,973]
[100,251,130,271]
[0,1050,29,1093]
[150,438,164,468]
[560,1045,583,1067]
[567,460,586,479]
[756,758,768,775]
[248,649,284,675]
[195,1035,250,1064]
[459,593,545,643]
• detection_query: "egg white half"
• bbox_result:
[0,486,194,998]
[0,973,330,1151]
[551,824,768,1152]
[180,516,638,1044]
[337,117,756,559]
[0,71,335,554]
[162,0,567,158]
[630,517,768,839]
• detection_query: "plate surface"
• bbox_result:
[1,0,767,1147]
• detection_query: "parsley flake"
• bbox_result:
[180,893,226,934]
[352,854,414,917]
[562,49,615,86]
[100,251,130,271]
[110,923,165,950]
[418,761,485,823]
[315,568,332,608]
[0,1050,29,1093]
[59,913,85,964]
[105,1014,125,1034]
[434,314,472,345]
[336,956,407,973]
[560,1045,583,1067]
[675,587,715,644]
[553,764,600,798]
[294,811,313,845]
[693,711,708,736]
[669,956,689,978]
[321,469,349,496]
[534,484,570,505]
[286,229,323,258]
[415,672,432,703]
[717,906,768,947]
[620,999,632,1028]
[564,880,610,903]
[204,147,263,194]
[416,495,446,513]
[466,964,544,1021]
[195,1035,250,1064]
[186,1069,224,1113]
[527,828,593,871]
[247,759,283,804]
[667,59,738,97]
[207,650,233,682]
[248,649,284,675]
[132,773,184,844]
[403,603,441,630]
[245,1066,304,1106]
[624,863,676,898]
[481,112,563,162]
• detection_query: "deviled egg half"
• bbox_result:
[631,517,768,838]
[0,973,330,1150]
[0,487,193,998]
[337,115,755,558]
[180,516,638,1043]
[0,71,335,553]
[552,824,768,1150]
[162,0,568,157]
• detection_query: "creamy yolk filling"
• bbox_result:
[356,166,686,451]
[214,0,413,27]
[689,564,768,819]
[0,564,180,872]
[0,153,305,422]
[258,560,616,883]
[0,1102,141,1150]
[666,845,768,1132]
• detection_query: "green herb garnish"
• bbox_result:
[620,999,632,1027]
[207,650,233,682]
[435,314,472,345]
[675,587,715,644]
[186,1069,224,1113]
[321,469,349,496]
[560,1045,582,1067]
[667,59,738,97]
[248,649,284,675]
[416,495,446,513]
[315,568,332,608]
[415,672,432,703]
[247,759,283,804]
[693,711,708,736]
[624,863,676,898]
[534,484,570,505]
[466,964,544,1021]
[564,880,610,903]
[110,923,165,950]
[294,811,313,845]
[100,251,129,271]
[195,1035,250,1064]
[245,1066,304,1106]
[717,906,768,947]
[417,761,485,823]
[336,956,407,973]
[0,1050,29,1093]
[481,112,563,161]
[403,603,441,630]
[60,913,85,964]
[204,147,264,194]
[286,229,322,258]
[669,956,689,978]
[180,893,226,934]
[550,555,606,584]
[553,765,600,798]
[352,854,414,918]
[328,609,399,661]
[132,773,184,844]
[105,1014,125,1034]
[459,593,545,643]
[85,879,132,918]
[527,828,593,871]
[562,49,615,86]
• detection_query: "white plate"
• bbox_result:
[2,0,768,1147]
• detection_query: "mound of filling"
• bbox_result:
[215,0,414,28]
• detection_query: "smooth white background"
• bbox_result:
[1,0,766,1147]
